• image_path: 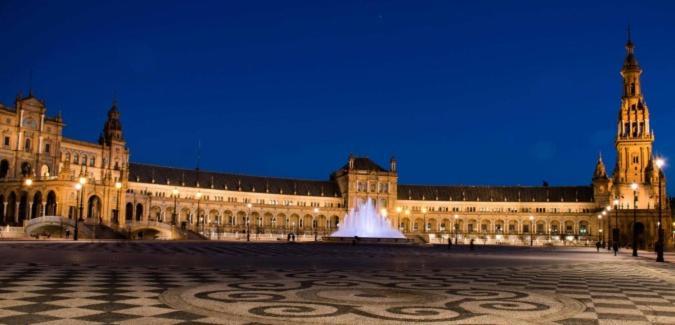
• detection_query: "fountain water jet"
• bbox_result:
[330,198,405,239]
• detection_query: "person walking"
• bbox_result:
[447,237,452,250]
[596,240,601,252]
[612,242,619,256]
[469,238,475,251]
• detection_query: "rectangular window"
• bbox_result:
[89,157,95,166]
[45,143,50,153]
[3,136,9,146]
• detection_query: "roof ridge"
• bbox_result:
[130,162,333,183]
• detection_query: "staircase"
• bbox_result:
[184,229,208,240]
[80,223,126,239]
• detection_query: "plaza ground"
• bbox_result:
[0,241,672,324]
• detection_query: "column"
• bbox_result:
[42,202,46,217]
[27,202,32,220]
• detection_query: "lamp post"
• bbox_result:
[114,182,122,224]
[404,209,410,233]
[78,177,86,222]
[172,188,178,226]
[606,206,612,251]
[597,214,603,245]
[421,207,427,233]
[195,191,202,232]
[631,182,639,257]
[529,216,534,246]
[313,207,319,242]
[395,206,402,232]
[23,178,32,221]
[74,182,82,241]
[454,214,459,244]
[655,158,665,262]
[614,198,620,250]
[246,203,252,242]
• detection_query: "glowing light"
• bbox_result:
[630,183,638,191]
[79,177,87,185]
[613,199,619,205]
[115,182,122,189]
[656,157,665,169]
[74,183,82,191]
[421,207,427,213]
[395,206,402,213]
[172,188,179,195]
[24,179,32,186]
[246,203,252,208]
[529,215,534,221]
[314,207,320,214]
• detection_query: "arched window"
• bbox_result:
[73,153,79,164]
[81,155,87,166]
[24,138,31,152]
[65,152,71,162]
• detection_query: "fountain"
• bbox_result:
[327,198,410,244]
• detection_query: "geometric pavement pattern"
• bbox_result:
[0,260,673,324]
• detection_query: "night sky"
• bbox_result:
[1,1,674,190]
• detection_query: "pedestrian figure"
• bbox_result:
[287,233,291,242]
[469,238,475,251]
[65,229,70,239]
[595,241,601,252]
[612,242,619,256]
[447,237,452,250]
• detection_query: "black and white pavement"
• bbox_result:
[0,242,672,324]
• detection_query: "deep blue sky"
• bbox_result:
[1,1,674,190]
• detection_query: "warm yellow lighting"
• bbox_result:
[172,188,179,195]
[597,215,602,219]
[195,192,202,199]
[613,199,619,205]
[404,209,410,215]
[114,182,122,190]
[74,183,82,191]
[599,229,603,233]
[313,207,320,213]
[246,203,252,208]
[656,157,665,169]
[79,177,87,185]
[24,178,33,186]
[630,182,638,191]
[602,211,607,216]
[606,206,611,211]
[421,207,427,213]
[395,206,402,213]
[454,214,459,219]
[380,208,388,217]
[529,215,534,221]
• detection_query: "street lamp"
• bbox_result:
[613,198,620,251]
[74,182,82,241]
[421,207,427,233]
[606,206,612,251]
[529,215,534,246]
[404,209,410,233]
[454,214,459,244]
[246,203,252,242]
[195,191,202,231]
[78,177,87,222]
[24,178,33,187]
[631,182,639,257]
[172,188,178,226]
[114,182,122,224]
[313,207,319,241]
[597,214,603,245]
[655,157,666,262]
[395,206,402,232]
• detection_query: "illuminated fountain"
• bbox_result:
[330,198,405,239]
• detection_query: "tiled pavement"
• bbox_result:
[0,243,672,324]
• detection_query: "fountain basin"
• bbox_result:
[323,236,415,245]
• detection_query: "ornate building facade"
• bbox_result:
[0,39,671,246]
